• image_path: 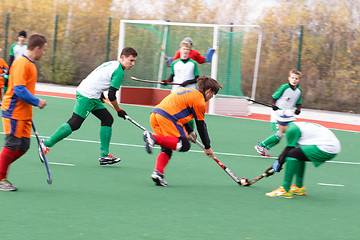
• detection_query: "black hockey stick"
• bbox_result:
[32,121,52,184]
[104,101,149,131]
[245,97,273,108]
[131,76,181,85]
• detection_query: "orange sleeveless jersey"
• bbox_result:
[150,88,205,137]
[1,56,37,120]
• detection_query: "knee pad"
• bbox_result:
[161,146,173,158]
[67,113,85,131]
[92,108,114,127]
[177,137,191,152]
[276,130,284,139]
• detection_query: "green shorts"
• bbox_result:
[300,145,337,167]
[73,92,106,119]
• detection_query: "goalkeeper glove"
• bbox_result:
[205,48,215,62]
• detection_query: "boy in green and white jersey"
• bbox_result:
[162,41,199,129]
[9,31,28,68]
[264,115,341,198]
[254,69,302,157]
[162,41,199,93]
[39,47,137,165]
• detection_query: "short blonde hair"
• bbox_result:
[179,41,191,48]
[289,69,302,79]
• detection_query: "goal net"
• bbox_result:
[118,20,262,115]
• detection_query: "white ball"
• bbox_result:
[240,177,248,185]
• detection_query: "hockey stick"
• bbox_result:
[31,121,52,184]
[130,76,181,85]
[243,168,275,186]
[103,100,148,131]
[195,139,246,186]
[245,97,273,108]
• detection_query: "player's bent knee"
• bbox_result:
[178,137,191,152]
[67,113,85,131]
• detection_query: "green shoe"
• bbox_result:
[0,179,17,191]
[265,186,293,198]
[289,184,307,195]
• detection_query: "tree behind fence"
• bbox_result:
[0,13,359,113]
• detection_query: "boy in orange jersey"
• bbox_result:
[0,33,47,191]
[143,76,222,186]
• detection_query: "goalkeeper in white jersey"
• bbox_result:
[264,115,341,198]
[39,47,137,165]
[254,69,302,157]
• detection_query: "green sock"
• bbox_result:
[100,126,112,157]
[261,134,281,149]
[283,157,299,192]
[45,123,72,147]
[295,161,305,187]
[188,119,195,130]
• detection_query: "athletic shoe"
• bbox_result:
[254,143,271,157]
[265,186,293,198]
[143,131,156,154]
[99,154,121,165]
[151,170,168,186]
[289,184,307,195]
[0,179,17,191]
[39,139,50,163]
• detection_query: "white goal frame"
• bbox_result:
[118,20,262,114]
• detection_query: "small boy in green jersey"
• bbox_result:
[254,69,302,157]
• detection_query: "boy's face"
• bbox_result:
[288,73,301,87]
[180,46,190,60]
[120,55,137,70]
[34,43,47,61]
[18,36,26,45]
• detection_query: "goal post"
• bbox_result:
[118,20,262,115]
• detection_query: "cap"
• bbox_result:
[182,37,193,46]
[276,109,295,126]
[18,30,27,38]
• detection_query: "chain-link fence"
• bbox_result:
[1,13,359,113]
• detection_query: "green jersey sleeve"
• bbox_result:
[272,83,289,99]
[110,65,124,90]
[286,122,302,147]
[191,59,199,76]
[296,87,302,104]
[9,43,16,56]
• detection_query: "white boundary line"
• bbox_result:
[0,132,357,166]
[318,183,344,187]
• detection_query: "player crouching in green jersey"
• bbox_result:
[265,110,341,198]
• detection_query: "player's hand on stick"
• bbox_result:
[161,79,171,86]
[180,80,191,87]
[188,131,197,143]
[38,99,47,109]
[271,104,279,111]
[272,160,283,172]
[117,109,127,119]
[204,147,214,158]
[100,92,106,103]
